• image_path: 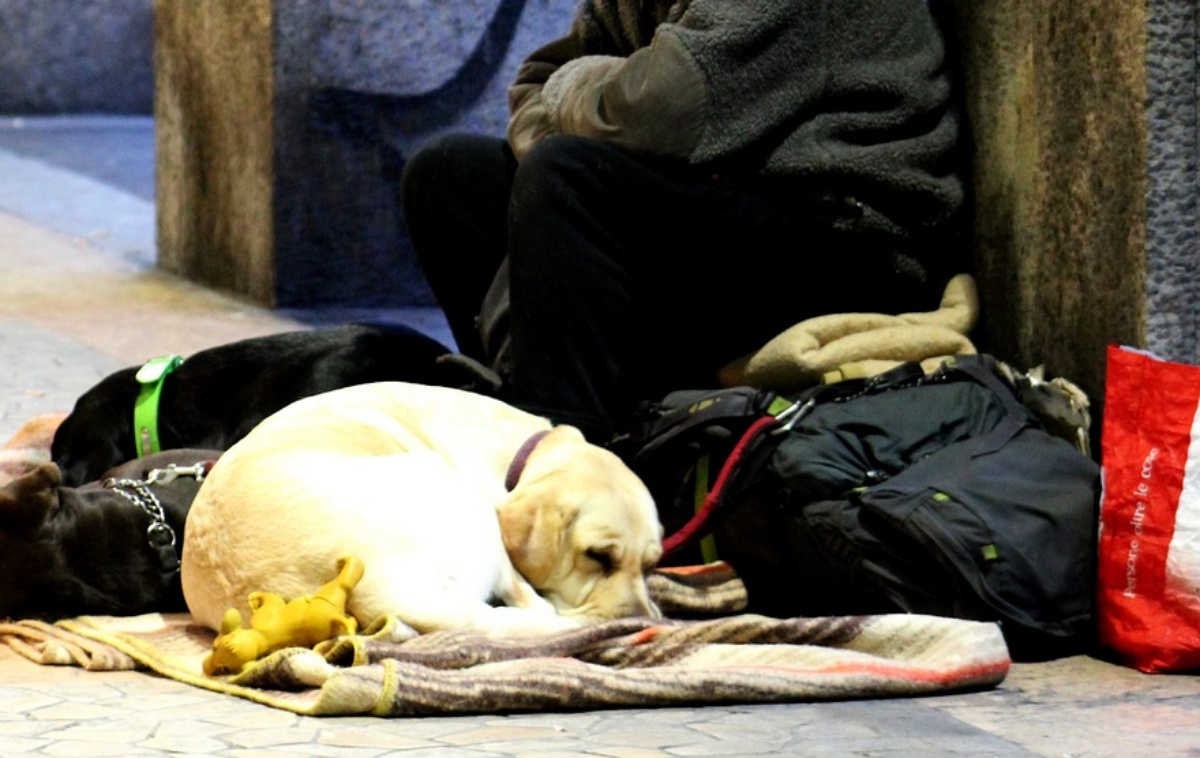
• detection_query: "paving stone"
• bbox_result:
[665,739,791,756]
[0,691,61,715]
[41,739,160,756]
[358,749,508,758]
[34,720,156,743]
[204,709,301,730]
[28,702,132,721]
[590,748,673,758]
[439,725,578,746]
[0,735,51,754]
[137,734,231,754]
[576,726,714,749]
[315,726,441,751]
[273,743,391,758]
[0,720,57,738]
[223,749,325,758]
[487,713,603,733]
[223,726,322,749]
[154,719,238,739]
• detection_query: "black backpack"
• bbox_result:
[609,355,1101,661]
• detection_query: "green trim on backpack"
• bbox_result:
[692,455,719,564]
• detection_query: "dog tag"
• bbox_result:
[147,522,176,549]
[156,547,181,574]
[147,522,180,573]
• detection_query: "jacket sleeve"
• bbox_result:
[506,34,581,161]
[506,22,707,162]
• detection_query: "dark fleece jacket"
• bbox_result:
[507,0,965,242]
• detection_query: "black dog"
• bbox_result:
[51,323,493,486]
[0,449,221,620]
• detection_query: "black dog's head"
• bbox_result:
[49,367,140,488]
[0,450,217,621]
[0,461,87,619]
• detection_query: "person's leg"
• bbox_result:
[504,137,789,439]
[401,134,516,361]
[504,136,936,442]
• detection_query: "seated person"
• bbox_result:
[401,0,969,443]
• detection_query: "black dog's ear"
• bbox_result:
[0,462,61,535]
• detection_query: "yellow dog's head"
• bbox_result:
[496,426,663,621]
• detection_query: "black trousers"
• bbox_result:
[401,133,941,441]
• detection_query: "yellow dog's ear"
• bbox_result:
[496,485,578,587]
[496,425,590,585]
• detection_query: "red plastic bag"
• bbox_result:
[1098,345,1200,672]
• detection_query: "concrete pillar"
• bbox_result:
[950,0,1198,413]
[154,0,576,310]
[155,1,275,304]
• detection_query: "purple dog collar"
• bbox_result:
[505,429,552,491]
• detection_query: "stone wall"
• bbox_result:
[1144,0,1200,364]
[0,0,153,114]
[949,0,1198,419]
[156,0,577,309]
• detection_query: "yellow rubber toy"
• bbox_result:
[203,555,364,676]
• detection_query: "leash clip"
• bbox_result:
[770,398,815,434]
[147,463,207,485]
[147,522,180,573]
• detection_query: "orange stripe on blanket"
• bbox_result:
[628,626,674,645]
[712,659,1011,685]
[652,562,734,577]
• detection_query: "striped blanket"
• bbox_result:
[0,563,1010,716]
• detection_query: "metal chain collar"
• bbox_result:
[102,463,208,576]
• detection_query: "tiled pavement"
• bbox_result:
[1,117,1198,757]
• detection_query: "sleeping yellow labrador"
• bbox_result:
[180,382,663,637]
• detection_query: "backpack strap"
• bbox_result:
[662,415,780,557]
[941,355,1033,423]
[625,387,775,465]
[660,392,811,559]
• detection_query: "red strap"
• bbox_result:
[662,415,777,557]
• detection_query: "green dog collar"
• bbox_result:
[134,354,184,458]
